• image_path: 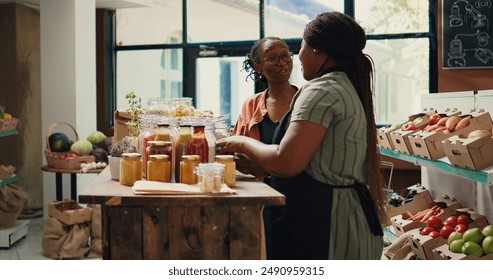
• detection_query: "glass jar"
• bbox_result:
[147,97,170,116]
[215,155,236,187]
[147,154,171,182]
[174,125,192,182]
[119,152,142,186]
[214,122,232,140]
[195,163,224,193]
[179,155,201,184]
[169,97,193,117]
[154,123,171,141]
[144,140,172,178]
[189,125,208,163]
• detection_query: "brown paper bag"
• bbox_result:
[42,217,91,259]
[0,183,28,229]
[113,109,131,142]
[87,204,102,258]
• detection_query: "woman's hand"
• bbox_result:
[215,135,247,154]
[234,153,269,179]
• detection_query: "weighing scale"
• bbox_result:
[0,220,29,248]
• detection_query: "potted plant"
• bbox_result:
[125,91,142,139]
[107,136,137,180]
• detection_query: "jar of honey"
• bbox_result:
[119,152,142,186]
[215,155,236,187]
[147,154,171,182]
[145,140,172,177]
[179,155,201,184]
[174,125,192,181]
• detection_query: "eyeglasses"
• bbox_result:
[263,52,293,66]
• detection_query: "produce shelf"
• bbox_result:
[0,174,19,187]
[379,147,493,184]
[0,129,17,138]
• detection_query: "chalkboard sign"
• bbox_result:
[442,0,493,69]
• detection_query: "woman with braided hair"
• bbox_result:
[217,12,385,259]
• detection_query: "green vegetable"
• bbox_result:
[70,139,93,155]
[87,131,107,145]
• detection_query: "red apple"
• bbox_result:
[440,225,455,239]
[444,216,457,228]
[457,215,470,225]
[429,231,441,239]
[421,226,435,236]
[455,223,468,233]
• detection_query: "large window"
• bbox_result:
[100,0,437,131]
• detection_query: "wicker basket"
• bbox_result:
[0,117,18,131]
[44,121,96,170]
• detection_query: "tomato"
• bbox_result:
[455,223,468,233]
[59,155,66,160]
[439,225,455,239]
[67,153,77,157]
[428,231,441,239]
[428,114,442,126]
[420,226,435,236]
[443,216,457,228]
[457,215,470,225]
[426,216,444,231]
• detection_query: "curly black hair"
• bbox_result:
[242,37,289,84]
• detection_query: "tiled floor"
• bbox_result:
[0,217,51,260]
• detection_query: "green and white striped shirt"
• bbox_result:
[290,71,367,186]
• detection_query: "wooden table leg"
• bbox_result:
[55,172,62,201]
[70,173,77,201]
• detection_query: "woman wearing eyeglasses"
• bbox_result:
[233,37,298,260]
[233,37,298,178]
[218,12,385,260]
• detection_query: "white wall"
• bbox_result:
[40,0,97,216]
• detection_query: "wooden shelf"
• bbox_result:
[0,129,17,138]
[379,147,493,184]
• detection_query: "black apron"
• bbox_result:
[269,107,383,260]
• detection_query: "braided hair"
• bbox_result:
[304,12,387,222]
[242,37,289,84]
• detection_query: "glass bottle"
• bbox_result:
[179,155,201,184]
[204,124,216,163]
[147,154,171,182]
[215,155,236,187]
[119,152,142,186]
[174,125,192,182]
[154,123,171,141]
[189,125,208,163]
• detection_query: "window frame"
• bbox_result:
[96,0,438,134]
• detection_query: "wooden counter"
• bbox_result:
[79,167,285,260]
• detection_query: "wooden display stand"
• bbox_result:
[79,167,285,260]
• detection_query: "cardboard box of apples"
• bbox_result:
[432,212,492,260]
[407,208,489,260]
[410,109,493,160]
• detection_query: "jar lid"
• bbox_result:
[149,154,169,160]
[147,140,172,146]
[215,155,234,160]
[181,155,201,161]
[122,152,141,158]
[195,163,224,176]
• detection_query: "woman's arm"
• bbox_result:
[217,120,326,178]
